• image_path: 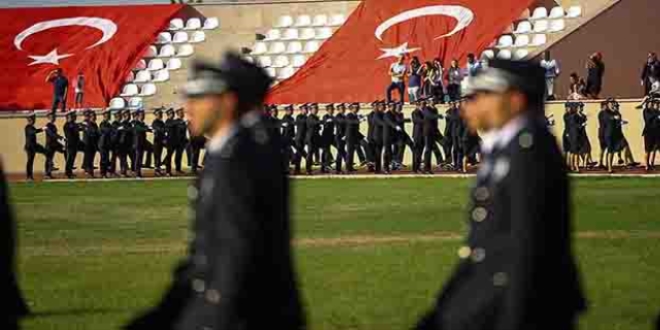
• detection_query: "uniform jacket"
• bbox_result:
[24,124,42,151]
[281,114,296,141]
[345,113,361,143]
[45,122,63,149]
[165,119,179,147]
[63,121,82,148]
[98,120,114,150]
[305,114,321,144]
[294,114,307,143]
[411,108,425,143]
[382,111,399,144]
[334,113,346,138]
[152,119,166,145]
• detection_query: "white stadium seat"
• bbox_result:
[120,84,139,97]
[549,6,565,18]
[109,97,125,110]
[329,14,346,26]
[125,71,135,83]
[134,70,152,83]
[286,41,303,54]
[481,49,495,59]
[533,20,549,33]
[292,55,307,68]
[276,15,294,28]
[277,66,295,80]
[147,59,165,71]
[315,27,332,39]
[153,69,170,82]
[497,49,512,60]
[303,41,320,53]
[531,7,548,20]
[265,67,276,78]
[134,59,147,70]
[144,45,158,58]
[282,28,299,40]
[514,35,529,47]
[549,19,566,32]
[566,6,582,18]
[172,31,189,43]
[514,49,530,59]
[268,42,286,54]
[167,58,182,71]
[312,14,328,27]
[253,42,268,55]
[497,35,514,48]
[128,97,143,109]
[503,24,514,34]
[177,44,194,57]
[184,18,202,30]
[139,83,157,97]
[295,15,312,27]
[157,32,172,44]
[191,31,206,43]
[265,29,281,41]
[300,28,316,40]
[514,21,532,34]
[158,44,176,57]
[169,18,184,31]
[203,17,219,30]
[258,56,273,67]
[273,55,290,68]
[532,34,547,46]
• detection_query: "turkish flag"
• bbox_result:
[267,0,533,104]
[0,5,183,111]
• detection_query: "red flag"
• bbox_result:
[267,0,533,104]
[0,5,183,111]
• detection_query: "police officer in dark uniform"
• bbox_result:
[280,105,296,173]
[293,104,309,175]
[98,109,114,178]
[416,59,586,330]
[63,111,84,179]
[44,112,65,179]
[131,109,150,178]
[642,98,660,171]
[443,101,459,169]
[151,107,167,176]
[597,101,609,168]
[81,110,99,177]
[334,103,347,173]
[163,108,178,176]
[125,51,305,330]
[188,121,207,175]
[382,102,400,174]
[368,101,385,173]
[411,100,425,173]
[175,108,188,174]
[421,99,443,174]
[24,112,46,181]
[305,103,322,175]
[394,102,414,170]
[115,109,133,176]
[320,104,336,173]
[345,103,364,173]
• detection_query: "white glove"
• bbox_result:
[396,127,402,131]
[282,123,288,127]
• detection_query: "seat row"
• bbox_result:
[109,97,144,110]
[120,84,157,97]
[481,49,530,61]
[252,41,321,55]
[247,55,308,68]
[156,31,207,44]
[168,17,219,31]
[263,67,297,81]
[275,14,346,28]
[127,67,176,84]
[524,6,582,20]
[143,44,195,58]
[263,27,334,41]
[512,19,566,34]
[497,34,547,48]
[134,58,183,72]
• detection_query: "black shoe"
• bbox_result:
[617,159,624,165]
[627,162,641,168]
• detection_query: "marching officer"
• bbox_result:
[81,110,100,177]
[132,109,151,178]
[164,108,178,176]
[334,103,347,173]
[188,121,207,175]
[98,109,114,178]
[44,112,65,179]
[117,109,134,176]
[151,108,167,176]
[24,112,46,181]
[63,111,83,179]
[416,59,586,330]
[280,105,296,173]
[394,102,414,169]
[305,103,322,175]
[293,104,308,175]
[421,99,443,174]
[125,51,305,330]
[443,101,459,169]
[175,108,188,174]
[411,101,425,173]
[368,101,385,173]
[382,102,401,174]
[345,102,363,173]
[320,104,336,173]
[642,98,660,171]
[109,110,123,175]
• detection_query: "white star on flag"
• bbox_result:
[28,48,73,66]
[377,42,421,60]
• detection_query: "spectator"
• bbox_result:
[432,58,446,103]
[386,56,407,103]
[465,53,482,77]
[73,71,85,110]
[422,60,444,103]
[446,59,463,101]
[641,52,660,96]
[408,56,422,102]
[567,72,586,100]
[585,52,605,99]
[46,68,68,114]
[540,51,560,100]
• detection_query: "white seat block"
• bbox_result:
[152,69,170,83]
[531,7,548,20]
[312,14,328,27]
[300,28,316,40]
[177,44,194,57]
[514,35,530,47]
[120,84,139,97]
[497,35,514,48]
[277,66,295,80]
[265,67,277,78]
[265,29,281,41]
[515,21,532,34]
[533,20,549,33]
[497,49,512,60]
[172,31,189,44]
[125,71,135,83]
[273,55,290,68]
[329,14,346,26]
[253,42,268,55]
[147,59,165,71]
[303,41,320,53]
[190,31,206,43]
[549,19,566,32]
[128,97,143,109]
[276,15,294,28]
[549,7,565,18]
[144,45,158,58]
[139,83,157,97]
[157,32,172,44]
[566,6,582,18]
[315,27,332,39]
[514,49,530,59]
[109,97,126,109]
[282,28,299,40]
[291,55,307,68]
[169,18,184,31]
[134,59,147,71]
[532,34,547,46]
[286,41,303,54]
[481,49,495,59]
[184,18,202,30]
[295,15,312,27]
[166,58,182,71]
[158,44,176,58]
[258,56,273,68]
[519,8,530,20]
[203,17,219,30]
[268,42,286,54]
[134,70,152,83]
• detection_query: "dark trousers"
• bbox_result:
[26,145,47,179]
[110,149,120,174]
[165,144,184,174]
[447,83,461,101]
[45,143,65,176]
[134,144,145,177]
[372,141,383,172]
[190,144,203,173]
[423,135,442,171]
[357,140,368,163]
[127,145,135,172]
[395,135,414,165]
[346,139,357,171]
[443,138,453,165]
[432,85,445,103]
[412,138,424,172]
[153,142,164,170]
[99,148,111,176]
[283,140,294,173]
[51,94,66,113]
[82,144,97,175]
[65,144,83,177]
[334,138,346,172]
[305,140,318,173]
[293,139,306,172]
[383,139,394,171]
[118,148,130,175]
[320,138,334,172]
[143,141,153,168]
[452,136,463,168]
[387,82,405,103]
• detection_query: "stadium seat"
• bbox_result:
[258,56,273,67]
[514,35,529,47]
[120,84,139,97]
[481,49,495,59]
[109,97,125,110]
[265,67,277,78]
[533,20,549,33]
[147,59,165,71]
[265,29,281,41]
[549,6,565,18]
[518,8,530,20]
[172,31,189,43]
[134,59,147,70]
[549,19,566,32]
[531,7,548,20]
[286,41,303,54]
[166,58,182,71]
[268,42,286,54]
[497,35,514,48]
[244,56,254,63]
[139,83,157,96]
[203,17,219,30]
[128,97,143,109]
[312,14,329,27]
[169,18,184,31]
[531,34,547,46]
[497,49,512,60]
[503,24,514,34]
[514,21,532,34]
[292,55,307,68]
[157,32,172,44]
[157,45,176,57]
[190,31,206,43]
[277,66,295,80]
[273,55,290,68]
[144,45,158,58]
[276,15,294,28]
[514,49,530,59]
[566,6,582,18]
[329,14,346,26]
[177,44,194,57]
[295,15,312,27]
[134,70,152,83]
[315,27,333,39]
[184,18,202,30]
[282,28,299,40]
[303,41,320,53]
[152,69,170,83]
[125,71,135,83]
[300,28,316,40]
[253,42,268,55]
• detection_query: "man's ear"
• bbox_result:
[509,91,527,116]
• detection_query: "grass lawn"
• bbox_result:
[8,177,660,330]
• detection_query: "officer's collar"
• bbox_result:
[481,115,528,154]
[207,123,238,155]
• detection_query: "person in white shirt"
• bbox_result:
[73,71,85,110]
[540,51,560,100]
[386,56,407,103]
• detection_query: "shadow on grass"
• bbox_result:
[28,307,129,318]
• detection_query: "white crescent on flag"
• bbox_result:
[375,5,475,42]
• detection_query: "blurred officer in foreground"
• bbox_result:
[416,59,586,330]
[125,52,305,330]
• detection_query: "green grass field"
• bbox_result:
[8,177,660,330]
